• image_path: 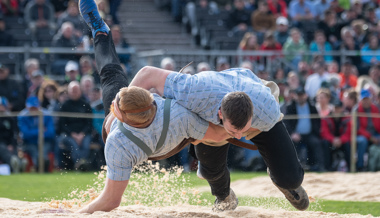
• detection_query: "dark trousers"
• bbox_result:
[294,134,324,171]
[196,121,304,200]
[94,33,129,116]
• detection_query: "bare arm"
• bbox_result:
[129,66,172,96]
[78,178,129,213]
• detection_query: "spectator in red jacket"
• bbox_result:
[268,0,287,18]
[356,89,380,171]
[321,101,351,171]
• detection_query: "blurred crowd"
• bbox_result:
[2,0,380,174]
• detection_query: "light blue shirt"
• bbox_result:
[295,103,311,134]
[105,94,208,181]
[163,68,281,132]
[313,0,331,19]
[289,0,315,19]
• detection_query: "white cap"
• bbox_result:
[276,16,289,26]
[65,61,79,72]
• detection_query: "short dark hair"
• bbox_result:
[221,92,253,130]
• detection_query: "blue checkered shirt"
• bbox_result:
[163,68,281,132]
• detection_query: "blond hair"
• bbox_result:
[38,79,59,102]
[111,86,155,124]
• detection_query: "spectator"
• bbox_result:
[364,6,378,32]
[260,31,282,57]
[80,75,95,102]
[0,64,24,112]
[38,80,60,112]
[251,0,276,41]
[309,30,334,63]
[18,96,55,172]
[361,34,380,66]
[328,60,339,74]
[238,32,260,62]
[111,25,130,66]
[268,0,287,18]
[313,0,332,20]
[52,22,80,61]
[274,16,290,46]
[273,68,285,81]
[356,89,380,171]
[216,56,230,71]
[22,58,40,102]
[289,0,315,26]
[305,61,330,100]
[0,0,19,16]
[58,81,92,169]
[97,0,110,18]
[0,96,25,173]
[0,15,15,46]
[285,87,325,171]
[351,19,368,47]
[320,100,351,171]
[316,88,334,117]
[227,0,252,36]
[328,73,342,104]
[160,57,176,71]
[340,27,362,68]
[318,10,346,49]
[27,70,45,98]
[183,0,218,37]
[57,0,88,38]
[287,71,301,90]
[283,28,308,69]
[61,61,81,86]
[240,61,253,71]
[298,60,313,83]
[342,88,358,113]
[196,62,211,73]
[24,0,56,37]
[79,56,100,85]
[339,59,358,89]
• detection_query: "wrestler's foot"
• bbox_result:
[268,169,309,211]
[79,0,109,38]
[212,188,238,212]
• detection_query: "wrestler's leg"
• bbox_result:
[250,121,304,189]
[93,33,129,115]
[195,143,230,200]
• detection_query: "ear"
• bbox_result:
[218,109,223,120]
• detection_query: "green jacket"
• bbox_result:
[282,37,308,62]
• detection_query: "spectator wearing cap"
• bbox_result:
[361,34,380,66]
[0,15,15,46]
[58,81,92,170]
[18,96,55,172]
[274,16,289,46]
[283,28,308,69]
[268,0,287,18]
[0,96,24,173]
[304,61,330,100]
[196,62,211,73]
[27,70,45,98]
[0,64,24,112]
[356,89,380,171]
[24,0,56,38]
[339,59,358,89]
[62,61,81,86]
[285,87,325,171]
[320,100,351,171]
[22,59,40,102]
[309,30,334,63]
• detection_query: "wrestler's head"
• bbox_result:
[219,92,253,139]
[111,86,156,125]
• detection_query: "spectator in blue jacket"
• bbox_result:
[309,30,333,63]
[18,96,55,171]
[361,34,380,65]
